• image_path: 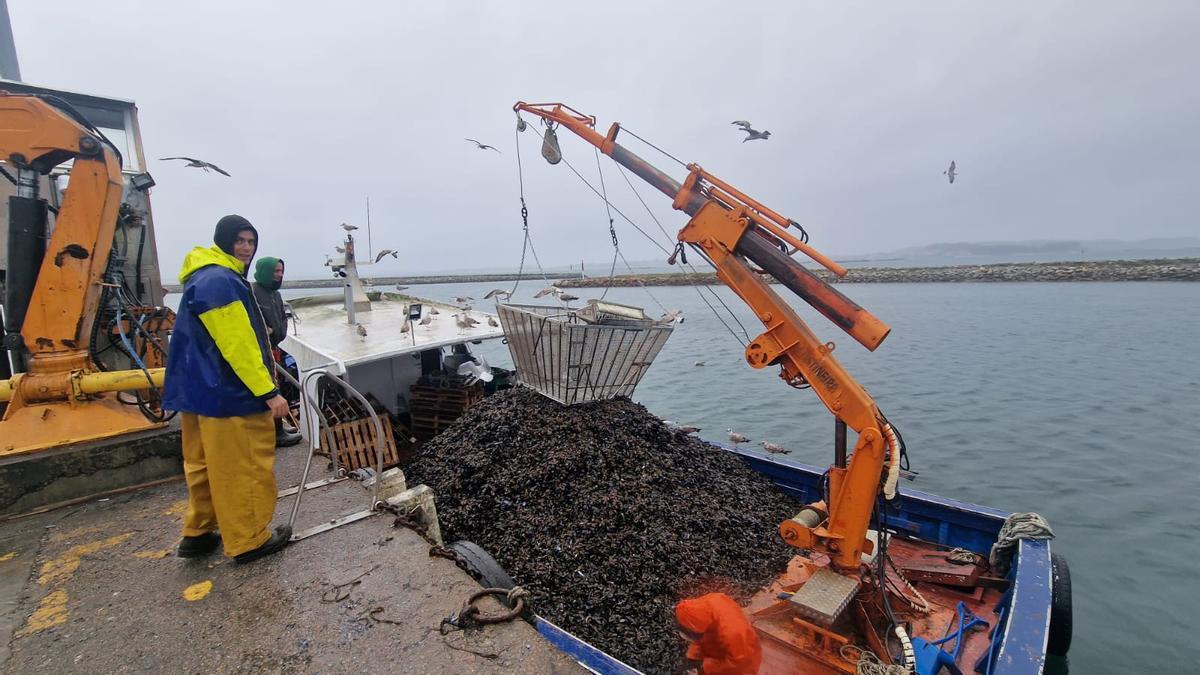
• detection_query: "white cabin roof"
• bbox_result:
[281,293,503,371]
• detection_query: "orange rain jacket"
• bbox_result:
[675,593,762,675]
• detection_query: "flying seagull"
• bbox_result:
[533,286,560,299]
[727,428,750,444]
[394,284,409,292]
[731,120,753,130]
[159,156,230,176]
[760,441,791,455]
[742,128,771,142]
[465,138,501,153]
[340,223,358,231]
[944,160,957,184]
[453,296,474,304]
[374,249,398,263]
[483,289,512,300]
[557,292,579,303]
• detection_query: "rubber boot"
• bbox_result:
[234,526,292,564]
[275,418,302,448]
[178,531,222,558]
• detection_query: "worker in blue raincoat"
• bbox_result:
[163,215,291,563]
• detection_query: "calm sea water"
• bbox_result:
[232,280,1200,670]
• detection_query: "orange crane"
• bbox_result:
[0,92,166,455]
[512,102,905,576]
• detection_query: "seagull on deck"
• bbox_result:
[944,160,957,184]
[760,441,791,455]
[465,138,502,153]
[400,321,411,334]
[428,306,440,315]
[741,128,772,142]
[374,249,398,263]
[159,156,231,176]
[658,309,684,325]
[356,324,368,341]
[731,120,753,130]
[419,314,433,325]
[341,223,359,231]
[727,428,750,444]
[483,289,512,300]
[487,316,499,327]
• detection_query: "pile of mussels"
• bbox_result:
[405,388,798,673]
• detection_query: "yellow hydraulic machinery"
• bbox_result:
[0,91,167,455]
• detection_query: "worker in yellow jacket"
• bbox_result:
[163,215,291,563]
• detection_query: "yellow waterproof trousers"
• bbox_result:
[180,411,277,556]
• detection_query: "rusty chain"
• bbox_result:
[440,587,531,634]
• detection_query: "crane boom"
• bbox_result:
[514,101,902,570]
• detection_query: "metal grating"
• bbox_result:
[496,303,674,405]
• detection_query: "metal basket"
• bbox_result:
[496,302,674,405]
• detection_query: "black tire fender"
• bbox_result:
[449,540,516,603]
[1048,552,1073,656]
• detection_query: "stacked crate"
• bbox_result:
[409,375,484,441]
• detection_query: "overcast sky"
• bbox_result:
[10,1,1199,278]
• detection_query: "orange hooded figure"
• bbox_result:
[675,593,762,675]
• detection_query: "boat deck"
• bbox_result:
[746,538,1000,673]
[284,294,504,369]
[0,442,582,673]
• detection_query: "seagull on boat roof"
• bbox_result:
[159,156,230,176]
[483,289,512,300]
[731,120,753,130]
[488,316,499,327]
[760,441,790,454]
[340,223,358,231]
[374,249,398,263]
[727,428,750,444]
[944,160,957,184]
[465,138,502,153]
[741,128,771,142]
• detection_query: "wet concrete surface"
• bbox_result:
[0,442,583,674]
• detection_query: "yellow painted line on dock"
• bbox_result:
[183,580,213,601]
[134,548,173,559]
[163,499,188,518]
[17,589,68,636]
[36,533,132,586]
[0,551,16,562]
